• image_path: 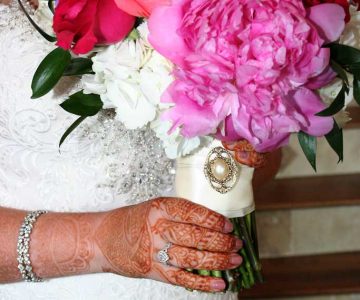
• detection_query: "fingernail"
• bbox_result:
[223,220,233,233]
[230,254,242,266]
[211,279,226,291]
[235,239,243,250]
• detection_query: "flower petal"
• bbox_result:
[114,0,170,17]
[292,88,334,136]
[95,0,135,45]
[148,0,190,67]
[307,3,346,43]
[306,65,336,90]
[161,82,219,137]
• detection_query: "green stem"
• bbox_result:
[198,270,211,276]
[231,218,251,290]
[237,218,264,283]
[245,213,252,241]
[238,264,251,289]
[240,248,255,287]
[250,212,260,258]
[237,277,242,292]
[211,270,222,278]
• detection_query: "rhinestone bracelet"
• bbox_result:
[17,210,47,282]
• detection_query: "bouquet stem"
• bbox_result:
[207,212,263,292]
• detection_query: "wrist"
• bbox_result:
[90,210,116,274]
[30,211,110,278]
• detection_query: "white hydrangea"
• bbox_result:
[82,22,204,158]
[82,23,172,129]
[151,119,213,159]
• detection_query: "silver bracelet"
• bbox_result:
[17,210,48,282]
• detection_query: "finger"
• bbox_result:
[153,263,226,292]
[156,198,233,233]
[166,245,242,270]
[153,219,242,252]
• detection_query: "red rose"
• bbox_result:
[53,0,135,54]
[303,0,351,22]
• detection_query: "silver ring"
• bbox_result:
[157,242,172,265]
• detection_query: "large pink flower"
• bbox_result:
[53,0,135,55]
[149,0,345,152]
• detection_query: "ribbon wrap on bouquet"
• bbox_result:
[175,141,255,218]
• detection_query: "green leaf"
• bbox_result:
[330,60,349,86]
[31,48,72,99]
[127,29,140,40]
[298,131,317,172]
[329,43,360,66]
[60,91,103,116]
[316,84,346,117]
[63,58,94,76]
[134,17,145,28]
[17,0,56,42]
[347,62,360,75]
[354,75,360,106]
[325,120,343,163]
[59,116,87,148]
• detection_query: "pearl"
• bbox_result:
[211,157,230,181]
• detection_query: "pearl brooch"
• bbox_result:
[204,147,239,194]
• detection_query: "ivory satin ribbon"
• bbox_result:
[175,141,255,218]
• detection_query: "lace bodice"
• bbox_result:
[0,3,236,300]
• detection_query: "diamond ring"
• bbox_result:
[157,242,172,265]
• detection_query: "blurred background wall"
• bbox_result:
[253,112,360,299]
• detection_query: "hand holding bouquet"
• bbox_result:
[22,0,360,293]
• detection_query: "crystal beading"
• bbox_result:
[82,110,175,205]
[17,210,48,282]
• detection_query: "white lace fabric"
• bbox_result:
[0,3,236,299]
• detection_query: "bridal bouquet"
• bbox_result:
[22,0,360,292]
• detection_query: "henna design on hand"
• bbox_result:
[157,198,228,232]
[0,198,239,291]
[153,219,240,252]
[94,198,240,292]
[95,204,153,277]
[167,245,240,270]
[153,264,222,292]
[222,140,268,168]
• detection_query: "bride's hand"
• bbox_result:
[96,197,243,292]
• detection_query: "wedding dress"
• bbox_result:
[0,3,237,300]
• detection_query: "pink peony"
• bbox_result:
[149,0,346,152]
